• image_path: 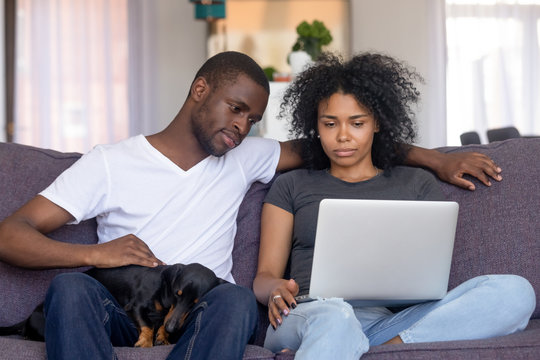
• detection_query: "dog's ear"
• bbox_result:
[159,277,174,308]
[159,266,182,308]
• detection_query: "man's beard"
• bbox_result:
[191,104,227,157]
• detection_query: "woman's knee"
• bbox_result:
[305,300,363,336]
[470,274,536,332]
[295,300,368,358]
[489,275,536,320]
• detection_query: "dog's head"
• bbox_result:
[159,263,225,335]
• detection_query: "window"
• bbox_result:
[446,0,540,143]
[14,0,129,152]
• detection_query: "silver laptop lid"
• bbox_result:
[309,199,459,306]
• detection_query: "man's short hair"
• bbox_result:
[193,51,269,94]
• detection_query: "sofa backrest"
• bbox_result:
[232,180,274,345]
[435,138,540,319]
[0,142,98,326]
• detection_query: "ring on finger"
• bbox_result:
[272,295,282,303]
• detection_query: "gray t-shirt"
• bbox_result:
[263,166,445,295]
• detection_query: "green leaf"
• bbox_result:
[292,19,333,60]
[296,21,311,37]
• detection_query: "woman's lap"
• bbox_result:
[264,275,535,357]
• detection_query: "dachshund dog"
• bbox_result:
[0,263,226,347]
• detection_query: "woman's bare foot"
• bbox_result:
[383,335,403,345]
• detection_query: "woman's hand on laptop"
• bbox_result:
[268,279,299,329]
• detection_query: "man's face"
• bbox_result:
[191,74,268,157]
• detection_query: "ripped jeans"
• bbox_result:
[263,275,536,360]
[43,272,258,360]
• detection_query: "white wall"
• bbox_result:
[129,0,208,136]
[350,0,447,148]
[154,0,208,132]
[153,1,208,132]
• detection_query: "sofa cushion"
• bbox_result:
[274,321,540,360]
[0,142,97,326]
[232,179,275,346]
[0,338,275,360]
[436,138,540,319]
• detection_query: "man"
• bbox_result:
[0,51,501,360]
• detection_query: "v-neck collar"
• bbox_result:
[140,135,212,175]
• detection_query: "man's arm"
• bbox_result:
[278,140,502,191]
[0,195,162,269]
[276,140,304,172]
[405,145,502,191]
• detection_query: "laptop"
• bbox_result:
[304,199,459,306]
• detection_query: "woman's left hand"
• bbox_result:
[268,279,299,329]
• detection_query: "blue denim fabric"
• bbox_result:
[263,275,536,360]
[264,297,368,360]
[43,272,258,360]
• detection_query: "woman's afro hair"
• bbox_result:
[280,52,423,170]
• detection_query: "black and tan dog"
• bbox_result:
[0,263,226,347]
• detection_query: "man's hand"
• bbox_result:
[432,152,502,191]
[405,146,502,191]
[89,234,165,268]
[0,196,164,269]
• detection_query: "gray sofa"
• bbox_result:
[0,138,538,359]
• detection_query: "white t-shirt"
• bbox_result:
[40,135,281,282]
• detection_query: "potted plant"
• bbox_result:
[289,20,333,75]
[292,20,333,61]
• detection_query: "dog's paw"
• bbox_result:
[135,327,154,348]
[154,338,170,346]
[134,339,153,348]
[155,325,170,346]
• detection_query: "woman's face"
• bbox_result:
[317,93,379,173]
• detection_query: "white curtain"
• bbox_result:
[446,0,540,144]
[14,0,129,153]
[424,0,448,148]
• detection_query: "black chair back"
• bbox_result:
[487,126,521,143]
[460,131,481,145]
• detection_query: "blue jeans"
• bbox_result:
[264,275,536,360]
[43,272,258,360]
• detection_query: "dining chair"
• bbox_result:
[460,131,481,145]
[486,126,521,143]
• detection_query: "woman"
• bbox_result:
[252,53,535,359]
